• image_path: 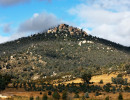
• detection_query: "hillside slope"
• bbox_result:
[0,24,130,81]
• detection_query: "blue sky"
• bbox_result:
[0,0,130,46]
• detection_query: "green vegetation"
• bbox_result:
[52,91,60,100]
[62,91,68,100]
[81,73,92,84]
[99,80,103,84]
[0,74,11,91]
[42,93,48,100]
[118,93,123,100]
[111,74,128,85]
[29,96,34,100]
[0,24,129,82]
[105,96,109,100]
[74,93,79,98]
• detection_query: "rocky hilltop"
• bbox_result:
[47,24,87,36]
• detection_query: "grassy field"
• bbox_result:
[62,73,130,84]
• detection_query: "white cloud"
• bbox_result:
[0,11,61,43]
[0,12,61,44]
[0,0,29,6]
[0,0,51,6]
[84,0,130,11]
[69,1,130,46]
[18,12,62,33]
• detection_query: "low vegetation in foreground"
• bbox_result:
[0,73,130,100]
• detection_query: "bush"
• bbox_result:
[62,91,68,100]
[40,92,42,95]
[74,93,79,98]
[105,96,109,100]
[81,73,92,84]
[124,86,130,92]
[0,74,11,91]
[112,86,116,93]
[103,85,110,92]
[42,94,48,100]
[95,92,99,96]
[36,96,40,100]
[117,74,123,77]
[52,91,60,100]
[118,93,123,100]
[111,77,128,85]
[30,96,34,100]
[81,96,85,100]
[99,80,103,84]
[84,92,89,98]
[48,91,52,95]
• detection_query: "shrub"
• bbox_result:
[52,91,60,100]
[118,93,123,100]
[105,96,109,100]
[95,92,99,96]
[124,86,130,92]
[48,91,52,95]
[117,74,123,77]
[62,91,68,100]
[81,73,92,84]
[112,86,116,93]
[81,96,85,100]
[42,94,48,100]
[40,92,42,95]
[74,93,79,98]
[36,96,40,100]
[30,96,34,100]
[103,85,110,92]
[111,77,127,85]
[84,92,89,98]
[99,80,103,84]
[106,83,111,87]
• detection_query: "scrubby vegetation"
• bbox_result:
[0,74,12,91]
[0,24,129,82]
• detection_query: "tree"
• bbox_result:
[117,74,123,77]
[118,93,123,100]
[62,91,68,100]
[81,96,85,100]
[112,86,116,93]
[99,80,103,84]
[105,96,109,100]
[95,92,99,96]
[36,96,40,100]
[103,85,110,92]
[0,74,11,91]
[30,96,34,100]
[48,91,52,95]
[42,94,48,100]
[84,92,89,98]
[74,93,79,98]
[52,91,60,100]
[81,73,92,84]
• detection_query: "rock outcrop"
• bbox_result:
[47,24,87,36]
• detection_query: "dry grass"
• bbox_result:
[1,73,130,100]
[63,73,130,84]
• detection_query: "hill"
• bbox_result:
[0,24,130,81]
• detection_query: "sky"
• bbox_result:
[0,0,130,46]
